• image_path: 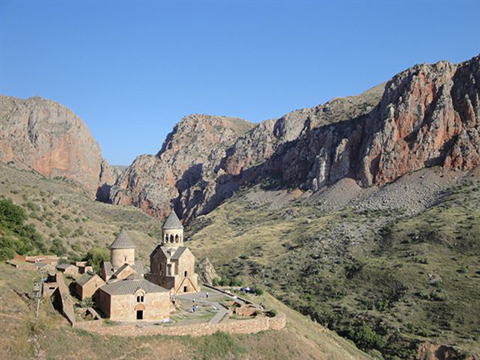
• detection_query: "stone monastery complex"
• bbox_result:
[75,209,199,321]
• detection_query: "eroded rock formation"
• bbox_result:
[0,96,118,198]
[110,55,479,221]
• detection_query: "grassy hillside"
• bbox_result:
[0,164,370,359]
[186,178,480,359]
[0,164,161,262]
[0,263,369,360]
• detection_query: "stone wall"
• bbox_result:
[76,312,286,337]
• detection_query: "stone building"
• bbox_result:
[75,272,106,300]
[101,230,144,282]
[56,263,79,277]
[96,273,173,321]
[147,210,199,294]
[95,230,174,321]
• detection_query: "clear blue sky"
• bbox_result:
[1,1,479,165]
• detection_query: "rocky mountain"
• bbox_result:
[109,114,255,218]
[110,54,480,222]
[0,95,118,199]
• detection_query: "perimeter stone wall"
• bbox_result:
[76,312,286,337]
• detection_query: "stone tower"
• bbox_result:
[147,209,199,294]
[162,209,184,246]
[110,229,136,268]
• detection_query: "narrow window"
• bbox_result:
[184,271,188,277]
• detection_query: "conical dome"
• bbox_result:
[110,229,136,249]
[162,209,183,230]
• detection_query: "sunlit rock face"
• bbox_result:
[110,55,480,221]
[0,95,118,198]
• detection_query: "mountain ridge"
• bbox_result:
[109,54,480,222]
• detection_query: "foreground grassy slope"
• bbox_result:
[0,164,161,261]
[186,179,480,359]
[0,263,369,360]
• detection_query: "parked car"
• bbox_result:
[240,287,256,294]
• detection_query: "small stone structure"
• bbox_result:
[147,209,200,294]
[75,272,106,300]
[228,301,264,317]
[57,263,79,277]
[25,255,59,266]
[73,261,93,274]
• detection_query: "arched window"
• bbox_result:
[175,234,179,243]
[136,293,145,302]
[170,234,174,243]
[164,234,168,242]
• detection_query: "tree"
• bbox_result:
[0,199,26,231]
[345,324,384,350]
[85,247,110,273]
[50,238,66,256]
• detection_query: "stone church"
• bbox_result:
[95,230,174,321]
[147,209,200,294]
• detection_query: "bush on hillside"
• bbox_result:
[344,324,384,350]
[0,199,48,260]
[85,247,110,273]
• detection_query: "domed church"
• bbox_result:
[146,209,200,294]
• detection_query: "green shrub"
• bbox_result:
[85,247,110,273]
[254,286,264,295]
[345,324,384,350]
[50,238,66,256]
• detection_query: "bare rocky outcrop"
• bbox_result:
[416,342,475,360]
[110,55,480,222]
[197,258,219,285]
[0,95,118,198]
[109,114,255,219]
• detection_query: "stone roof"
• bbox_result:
[100,278,168,296]
[171,247,187,260]
[125,272,142,280]
[102,261,114,278]
[103,261,145,278]
[150,245,188,260]
[162,210,183,230]
[57,263,75,270]
[77,272,95,287]
[134,261,145,275]
[110,229,136,249]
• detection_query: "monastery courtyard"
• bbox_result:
[74,285,260,328]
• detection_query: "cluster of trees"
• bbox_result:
[85,247,109,273]
[0,199,111,268]
[0,199,48,260]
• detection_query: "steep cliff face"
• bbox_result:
[109,114,254,218]
[0,96,118,198]
[110,55,480,221]
[300,55,480,191]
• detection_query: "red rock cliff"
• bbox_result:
[0,96,118,198]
